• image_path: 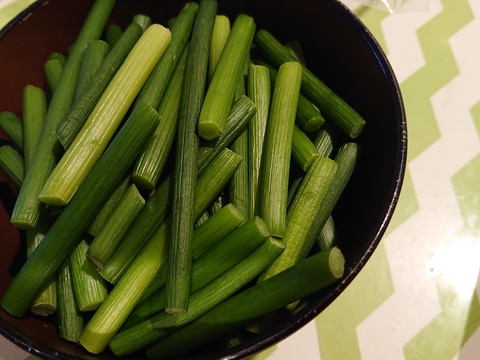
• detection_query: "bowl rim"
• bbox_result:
[0,0,407,359]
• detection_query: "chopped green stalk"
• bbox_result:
[288,126,336,206]
[79,217,170,354]
[292,125,320,171]
[0,112,23,150]
[23,85,54,315]
[306,142,359,245]
[247,64,270,218]
[132,203,245,308]
[229,77,249,218]
[195,211,210,228]
[146,247,344,358]
[254,29,366,138]
[208,193,225,215]
[198,94,256,174]
[109,237,284,356]
[318,215,336,251]
[132,45,188,190]
[136,2,198,110]
[27,221,57,316]
[44,57,64,93]
[260,156,337,281]
[167,0,217,314]
[55,23,143,149]
[314,127,336,158]
[101,148,241,285]
[296,94,325,132]
[209,14,231,79]
[258,61,302,238]
[0,145,23,188]
[70,240,108,311]
[87,175,130,236]
[99,176,174,284]
[104,24,123,47]
[41,25,171,206]
[198,13,255,140]
[87,183,145,269]
[74,39,110,103]
[22,85,46,171]
[133,14,152,31]
[11,0,115,229]
[57,260,84,343]
[260,61,324,133]
[47,51,66,66]
[1,100,160,317]
[191,203,245,259]
[126,215,267,328]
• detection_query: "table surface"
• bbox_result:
[2,0,480,359]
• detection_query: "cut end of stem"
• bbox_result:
[198,121,223,140]
[165,306,188,315]
[328,247,345,279]
[304,116,325,132]
[38,192,71,206]
[349,121,366,139]
[31,303,56,316]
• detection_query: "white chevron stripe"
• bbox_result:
[378,0,441,83]
[266,321,321,360]
[356,0,480,358]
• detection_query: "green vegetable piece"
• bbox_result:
[291,125,320,171]
[70,240,108,311]
[87,183,145,269]
[57,260,84,343]
[208,14,231,79]
[260,156,337,281]
[0,145,23,188]
[22,85,46,171]
[0,112,23,150]
[167,0,217,314]
[73,39,110,103]
[197,13,255,140]
[132,45,188,190]
[258,61,302,238]
[135,1,198,110]
[247,64,271,218]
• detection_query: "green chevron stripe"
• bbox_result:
[0,0,35,29]
[400,0,472,161]
[316,242,394,359]
[404,148,480,359]
[471,101,480,137]
[352,6,389,51]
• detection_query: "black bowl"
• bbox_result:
[0,0,407,359]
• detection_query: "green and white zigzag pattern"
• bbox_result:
[260,0,480,359]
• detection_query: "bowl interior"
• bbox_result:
[0,0,406,359]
